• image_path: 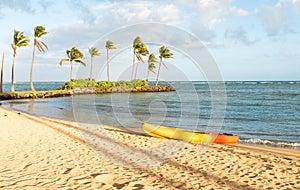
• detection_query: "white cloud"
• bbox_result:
[189,24,216,41]
[259,6,286,36]
[0,0,298,82]
[276,0,300,8]
[154,4,182,25]
[224,26,258,45]
[67,0,96,24]
[257,0,300,36]
[190,0,249,28]
[172,0,249,41]
[94,1,183,27]
[0,0,34,13]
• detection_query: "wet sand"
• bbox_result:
[0,107,299,189]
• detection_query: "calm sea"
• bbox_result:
[1,81,299,149]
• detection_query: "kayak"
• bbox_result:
[142,123,239,144]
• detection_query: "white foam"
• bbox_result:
[239,139,300,149]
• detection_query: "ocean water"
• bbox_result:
[1,81,299,149]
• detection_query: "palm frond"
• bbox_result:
[133,36,142,48]
[159,46,173,59]
[36,40,46,53]
[148,53,158,63]
[40,41,48,50]
[59,58,69,65]
[66,50,71,58]
[34,26,48,38]
[148,62,156,72]
[89,47,100,57]
[74,59,86,66]
[136,53,144,63]
[16,37,30,47]
[13,30,30,47]
[105,40,116,50]
[138,43,149,56]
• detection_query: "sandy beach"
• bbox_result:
[0,107,299,190]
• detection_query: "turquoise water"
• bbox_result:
[1,82,63,92]
[1,81,300,149]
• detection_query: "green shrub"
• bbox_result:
[62,79,147,90]
[132,79,146,87]
[115,80,131,88]
[114,80,146,88]
[62,81,75,89]
[97,81,115,88]
[61,79,97,89]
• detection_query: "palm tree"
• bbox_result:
[146,53,157,85]
[30,26,48,91]
[134,42,149,80]
[59,46,86,81]
[155,46,173,86]
[105,40,116,82]
[88,47,100,80]
[132,36,142,80]
[0,52,4,93]
[11,30,30,92]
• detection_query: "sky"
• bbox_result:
[0,0,299,82]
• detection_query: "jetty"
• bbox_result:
[0,86,174,100]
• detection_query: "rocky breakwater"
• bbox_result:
[94,85,175,94]
[0,86,175,100]
[71,86,175,94]
[0,90,73,100]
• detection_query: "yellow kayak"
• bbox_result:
[142,123,239,144]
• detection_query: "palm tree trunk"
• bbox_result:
[70,61,73,81]
[146,70,150,86]
[11,54,16,92]
[155,58,162,86]
[107,49,110,81]
[0,52,4,93]
[89,56,93,80]
[30,43,36,91]
[131,49,135,80]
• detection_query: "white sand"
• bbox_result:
[0,107,299,189]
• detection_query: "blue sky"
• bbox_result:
[0,0,299,82]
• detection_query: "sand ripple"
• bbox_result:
[0,107,299,189]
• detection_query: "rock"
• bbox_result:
[0,85,175,100]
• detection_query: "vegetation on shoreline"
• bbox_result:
[0,26,174,93]
[61,78,147,90]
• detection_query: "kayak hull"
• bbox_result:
[142,123,239,144]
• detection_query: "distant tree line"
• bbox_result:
[0,27,173,93]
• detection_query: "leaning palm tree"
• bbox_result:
[155,46,173,86]
[11,30,30,92]
[88,47,100,80]
[59,46,86,81]
[132,36,142,80]
[0,52,4,93]
[134,42,149,80]
[105,40,116,82]
[146,53,157,85]
[30,26,48,91]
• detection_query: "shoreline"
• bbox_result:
[1,104,299,151]
[0,85,175,100]
[37,113,300,152]
[0,107,299,189]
